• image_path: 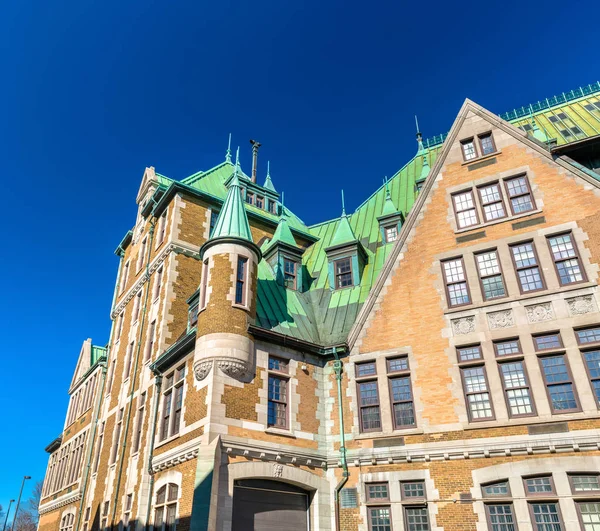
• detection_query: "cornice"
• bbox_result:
[39,489,81,515]
[111,241,200,319]
[151,435,203,473]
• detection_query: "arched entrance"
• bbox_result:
[232,479,309,530]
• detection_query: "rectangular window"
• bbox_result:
[133,291,142,323]
[235,257,248,305]
[478,183,506,222]
[256,195,264,209]
[356,361,377,377]
[569,474,600,493]
[268,360,289,430]
[107,358,116,394]
[101,501,109,531]
[269,200,277,215]
[368,507,391,531]
[335,258,353,288]
[582,349,600,405]
[499,361,535,417]
[401,481,425,500]
[478,132,496,156]
[209,209,219,237]
[199,259,209,311]
[482,481,510,497]
[132,392,146,453]
[110,408,124,464]
[145,320,156,361]
[461,366,494,421]
[404,507,430,531]
[284,258,298,290]
[461,138,477,161]
[577,327,600,345]
[116,312,124,341]
[388,357,415,429]
[504,175,535,215]
[120,261,130,294]
[511,241,544,293]
[442,258,471,307]
[157,210,167,246]
[547,233,585,285]
[160,365,186,441]
[123,494,133,531]
[384,225,398,243]
[246,192,254,205]
[153,266,163,300]
[525,476,555,495]
[533,333,563,351]
[137,237,148,271]
[577,502,600,531]
[124,341,135,381]
[539,355,579,413]
[366,482,389,502]
[452,190,479,229]
[529,503,564,531]
[486,505,516,531]
[457,345,482,362]
[475,250,506,300]
[82,507,90,531]
[357,381,381,432]
[494,339,521,357]
[93,422,103,473]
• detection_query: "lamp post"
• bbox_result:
[2,499,15,531]
[12,476,31,531]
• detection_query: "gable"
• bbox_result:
[70,338,93,391]
[348,98,600,351]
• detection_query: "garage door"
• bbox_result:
[232,479,309,531]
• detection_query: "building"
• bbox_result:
[38,82,600,531]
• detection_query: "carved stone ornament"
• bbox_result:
[193,360,213,381]
[273,464,284,478]
[567,295,596,316]
[217,359,250,380]
[487,310,514,330]
[526,303,555,323]
[451,316,476,335]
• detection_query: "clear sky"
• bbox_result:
[1,0,599,512]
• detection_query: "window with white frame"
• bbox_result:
[59,513,75,531]
[110,408,124,464]
[199,258,209,311]
[137,237,147,271]
[101,501,109,530]
[153,266,163,301]
[132,392,146,453]
[119,261,130,294]
[93,421,104,474]
[475,249,506,300]
[442,257,471,307]
[82,507,91,531]
[235,256,248,305]
[124,341,134,381]
[160,365,185,441]
[547,232,586,286]
[145,320,156,361]
[123,493,133,531]
[154,483,178,531]
[157,209,168,247]
[133,290,142,323]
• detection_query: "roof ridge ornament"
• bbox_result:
[263,160,277,192]
[225,133,232,163]
[415,116,430,181]
[341,189,346,217]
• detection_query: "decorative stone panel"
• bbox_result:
[487,309,514,330]
[526,302,555,323]
[567,295,596,316]
[451,316,476,335]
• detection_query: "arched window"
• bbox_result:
[154,483,178,531]
[59,513,75,531]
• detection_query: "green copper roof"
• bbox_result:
[263,161,277,192]
[263,215,298,254]
[380,183,399,217]
[210,173,253,242]
[91,345,107,365]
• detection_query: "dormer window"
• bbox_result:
[256,195,264,209]
[246,192,255,205]
[461,138,477,161]
[284,258,298,290]
[384,225,398,243]
[335,258,353,288]
[269,200,278,215]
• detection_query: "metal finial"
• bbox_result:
[267,160,271,178]
[225,133,232,163]
[341,190,346,216]
[384,176,390,198]
[415,115,420,134]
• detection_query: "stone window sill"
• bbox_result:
[265,427,296,439]
[454,209,543,235]
[463,411,600,430]
[461,150,502,167]
[354,428,424,440]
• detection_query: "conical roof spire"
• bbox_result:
[330,190,358,247]
[209,171,253,243]
[225,133,232,163]
[381,177,399,217]
[263,160,277,192]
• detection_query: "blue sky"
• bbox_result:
[1,0,598,512]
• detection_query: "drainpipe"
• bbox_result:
[111,218,156,528]
[144,373,163,530]
[332,347,349,531]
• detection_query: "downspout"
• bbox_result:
[111,218,156,528]
[332,347,349,531]
[144,373,163,530]
[74,246,126,531]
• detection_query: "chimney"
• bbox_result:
[250,139,261,183]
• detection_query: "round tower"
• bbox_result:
[193,172,261,383]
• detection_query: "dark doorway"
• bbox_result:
[232,479,309,531]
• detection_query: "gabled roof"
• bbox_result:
[70,339,107,392]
